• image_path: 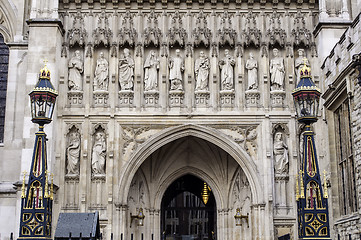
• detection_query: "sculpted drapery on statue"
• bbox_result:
[219,49,235,90]
[119,48,135,91]
[295,49,310,84]
[195,51,210,91]
[68,50,83,91]
[92,132,106,175]
[246,52,258,90]
[144,50,160,91]
[66,132,81,175]
[273,132,289,174]
[270,48,285,91]
[94,52,109,90]
[169,49,184,91]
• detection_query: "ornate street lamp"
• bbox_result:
[292,59,330,239]
[18,64,58,240]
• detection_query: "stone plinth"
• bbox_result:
[67,91,83,107]
[270,90,285,108]
[119,90,134,107]
[220,89,235,108]
[195,90,210,108]
[144,90,159,107]
[169,90,184,107]
[93,90,109,107]
[245,89,260,108]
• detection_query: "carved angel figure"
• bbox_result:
[219,49,235,90]
[195,51,210,91]
[169,49,184,91]
[66,132,80,175]
[68,50,83,91]
[270,48,285,91]
[94,52,109,90]
[273,132,289,174]
[119,48,134,91]
[144,50,160,91]
[91,132,106,174]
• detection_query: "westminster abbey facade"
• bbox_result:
[0,0,361,239]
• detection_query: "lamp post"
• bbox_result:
[292,59,330,239]
[18,64,58,240]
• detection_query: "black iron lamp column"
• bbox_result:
[18,64,58,240]
[292,60,331,239]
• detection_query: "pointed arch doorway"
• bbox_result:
[161,174,216,240]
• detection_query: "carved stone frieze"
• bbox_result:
[266,11,286,47]
[243,11,261,47]
[193,11,212,47]
[68,11,87,47]
[93,11,113,46]
[144,11,162,47]
[291,11,312,47]
[118,11,137,47]
[218,11,236,47]
[168,11,187,47]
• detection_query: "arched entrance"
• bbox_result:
[161,174,216,240]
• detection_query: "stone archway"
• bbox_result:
[117,127,267,240]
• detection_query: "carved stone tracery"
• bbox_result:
[118,11,137,47]
[93,11,113,47]
[168,11,187,47]
[144,11,162,47]
[68,11,87,47]
[193,11,212,47]
[218,11,236,47]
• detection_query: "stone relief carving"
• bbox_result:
[93,11,112,46]
[292,11,312,47]
[128,173,146,208]
[118,11,137,47]
[68,50,83,91]
[273,132,289,174]
[232,169,251,212]
[195,51,210,91]
[68,11,87,47]
[270,48,285,91]
[66,126,81,175]
[168,11,187,47]
[169,49,184,91]
[94,52,109,91]
[91,128,107,175]
[267,11,286,47]
[193,11,212,47]
[218,11,236,47]
[243,11,261,47]
[246,52,258,90]
[144,11,162,47]
[295,49,310,84]
[118,48,134,91]
[219,49,235,90]
[144,50,160,91]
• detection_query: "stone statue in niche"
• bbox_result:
[270,48,285,91]
[219,49,235,90]
[91,132,106,175]
[68,50,83,91]
[119,48,135,91]
[295,49,310,84]
[66,131,81,175]
[195,51,210,91]
[144,50,160,91]
[246,52,258,90]
[169,49,184,91]
[273,132,289,174]
[94,52,109,91]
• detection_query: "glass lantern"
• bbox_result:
[29,65,58,125]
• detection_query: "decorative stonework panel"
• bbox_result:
[169,90,184,107]
[119,90,134,107]
[67,91,83,107]
[93,90,109,107]
[245,90,260,108]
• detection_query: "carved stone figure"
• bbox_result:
[195,51,210,91]
[66,132,80,175]
[91,132,106,174]
[68,50,83,91]
[246,52,258,90]
[270,48,285,91]
[219,49,235,90]
[119,48,134,91]
[295,49,310,84]
[94,52,109,90]
[144,50,160,91]
[273,132,289,174]
[169,49,184,91]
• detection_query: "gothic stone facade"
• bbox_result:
[0,0,360,239]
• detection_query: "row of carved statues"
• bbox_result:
[68,48,310,93]
[65,126,288,176]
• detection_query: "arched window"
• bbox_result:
[0,33,9,143]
